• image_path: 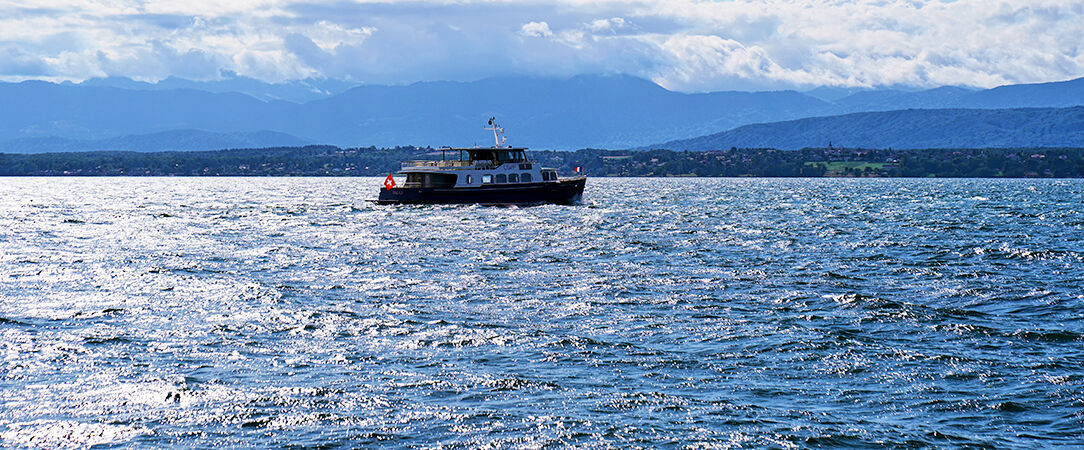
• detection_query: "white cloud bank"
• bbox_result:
[1,0,1081,91]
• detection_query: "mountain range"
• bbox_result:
[2,75,1083,152]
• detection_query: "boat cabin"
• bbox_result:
[396,119,563,189]
[466,148,528,164]
[400,147,559,189]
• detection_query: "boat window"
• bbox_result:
[465,174,473,185]
[482,174,492,184]
[521,173,533,182]
[508,173,519,183]
[495,174,507,183]
[469,150,496,163]
[406,173,456,188]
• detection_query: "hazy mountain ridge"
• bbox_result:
[0,75,836,150]
[287,75,835,149]
[831,78,1084,111]
[0,81,283,141]
[0,130,310,153]
[652,107,1084,150]
[66,73,357,103]
[2,75,1083,152]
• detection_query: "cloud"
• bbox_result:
[520,21,553,38]
[653,35,814,91]
[587,17,626,33]
[0,0,1081,91]
[0,45,52,76]
[305,21,375,51]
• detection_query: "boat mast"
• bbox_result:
[485,117,507,148]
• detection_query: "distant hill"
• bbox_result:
[963,77,1084,108]
[2,75,1084,152]
[0,81,282,142]
[652,107,1084,150]
[833,86,976,111]
[0,130,310,153]
[832,78,1084,112]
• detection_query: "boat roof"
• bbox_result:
[442,147,528,151]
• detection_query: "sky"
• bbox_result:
[1,0,1082,92]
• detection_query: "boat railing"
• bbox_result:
[402,160,469,168]
[401,160,499,169]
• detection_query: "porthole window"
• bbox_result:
[465,174,473,184]
[508,173,519,183]
[495,174,507,183]
[521,173,533,182]
[482,174,492,184]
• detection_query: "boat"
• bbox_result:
[374,118,586,205]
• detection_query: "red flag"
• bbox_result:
[383,174,396,189]
[574,166,581,173]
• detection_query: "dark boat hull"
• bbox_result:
[375,178,585,205]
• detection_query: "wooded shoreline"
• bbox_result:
[2,146,1083,178]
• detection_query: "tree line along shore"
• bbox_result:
[1,146,1083,178]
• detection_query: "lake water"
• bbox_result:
[1,177,1082,447]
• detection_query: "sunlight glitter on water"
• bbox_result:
[0,177,1082,447]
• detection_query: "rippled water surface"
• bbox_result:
[1,177,1082,447]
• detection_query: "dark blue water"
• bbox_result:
[1,177,1082,447]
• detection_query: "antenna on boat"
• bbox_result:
[485,117,508,148]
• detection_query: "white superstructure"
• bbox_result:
[397,119,560,189]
